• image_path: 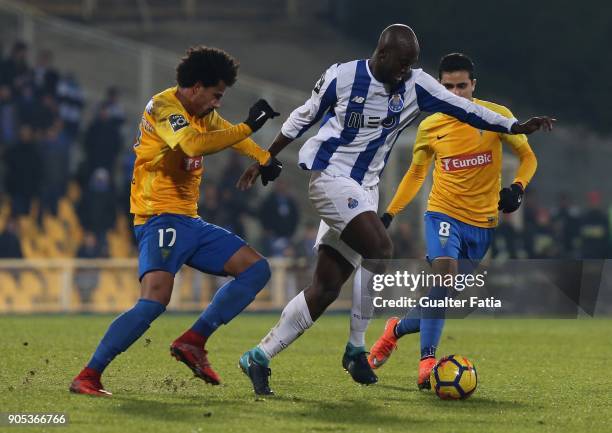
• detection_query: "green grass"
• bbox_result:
[0,315,610,433]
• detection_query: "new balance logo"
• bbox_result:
[351,96,365,104]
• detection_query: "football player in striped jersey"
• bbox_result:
[237,25,554,396]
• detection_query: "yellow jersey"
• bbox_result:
[130,87,270,225]
[387,98,537,228]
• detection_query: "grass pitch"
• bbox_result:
[1,314,610,433]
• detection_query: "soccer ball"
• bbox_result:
[430,354,477,400]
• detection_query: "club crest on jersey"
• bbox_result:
[388,93,404,113]
[168,114,189,132]
[347,197,359,209]
[161,248,171,261]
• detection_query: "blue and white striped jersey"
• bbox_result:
[281,59,517,187]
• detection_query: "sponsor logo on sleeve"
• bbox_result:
[440,151,493,172]
[168,114,189,132]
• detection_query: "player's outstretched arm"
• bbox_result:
[236,133,292,190]
[237,64,338,190]
[510,116,556,134]
[174,99,279,157]
[414,70,556,136]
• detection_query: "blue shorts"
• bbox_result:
[424,211,494,267]
[134,214,246,280]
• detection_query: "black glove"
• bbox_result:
[498,183,524,213]
[380,212,394,229]
[244,99,280,132]
[260,157,282,186]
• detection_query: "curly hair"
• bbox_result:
[176,46,239,87]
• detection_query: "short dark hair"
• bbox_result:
[176,46,239,88]
[438,53,475,80]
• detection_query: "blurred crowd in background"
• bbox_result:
[0,41,610,263]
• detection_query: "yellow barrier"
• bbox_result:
[0,258,352,313]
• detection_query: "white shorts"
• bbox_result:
[308,171,379,267]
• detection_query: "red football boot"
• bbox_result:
[418,357,437,390]
[69,367,112,396]
[170,336,221,385]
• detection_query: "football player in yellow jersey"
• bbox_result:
[70,46,281,396]
[368,53,538,389]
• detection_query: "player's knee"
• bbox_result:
[237,258,271,296]
[367,235,394,261]
[140,272,173,306]
[432,258,457,276]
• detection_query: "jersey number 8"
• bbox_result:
[439,222,451,237]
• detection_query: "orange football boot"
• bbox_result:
[418,357,437,390]
[368,317,400,369]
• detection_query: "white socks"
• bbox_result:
[258,291,314,359]
[349,266,374,347]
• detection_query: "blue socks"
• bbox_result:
[87,259,271,374]
[191,259,271,337]
[395,285,448,359]
[395,306,421,336]
[420,285,447,358]
[87,299,166,373]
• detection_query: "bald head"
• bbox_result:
[370,24,420,87]
[378,24,418,51]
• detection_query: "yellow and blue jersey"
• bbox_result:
[130,86,270,225]
[387,98,537,228]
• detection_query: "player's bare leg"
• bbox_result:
[172,246,270,385]
[240,211,392,394]
[70,271,173,396]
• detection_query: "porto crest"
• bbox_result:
[388,93,404,113]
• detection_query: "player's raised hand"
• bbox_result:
[236,162,260,190]
[510,116,556,135]
[244,99,280,132]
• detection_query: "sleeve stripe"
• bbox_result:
[415,84,512,134]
